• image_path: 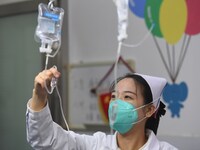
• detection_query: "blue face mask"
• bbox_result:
[108,99,138,134]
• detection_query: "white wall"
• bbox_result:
[67,0,200,149]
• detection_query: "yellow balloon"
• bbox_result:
[160,0,187,45]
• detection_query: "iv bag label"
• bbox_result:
[40,18,55,34]
[43,12,59,21]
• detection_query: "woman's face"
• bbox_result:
[111,78,146,118]
[111,78,144,106]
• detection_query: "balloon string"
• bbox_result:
[166,42,172,77]
[175,35,186,79]
[166,44,175,81]
[152,36,174,82]
[179,34,187,65]
[174,35,191,82]
[172,45,175,79]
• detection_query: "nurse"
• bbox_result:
[26,67,178,150]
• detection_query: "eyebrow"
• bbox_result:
[111,90,137,95]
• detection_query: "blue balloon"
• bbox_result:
[129,0,147,18]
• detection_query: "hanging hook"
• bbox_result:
[48,0,56,10]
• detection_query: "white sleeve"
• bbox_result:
[26,101,68,149]
[26,101,98,150]
[26,108,178,150]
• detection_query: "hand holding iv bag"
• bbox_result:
[33,1,70,131]
[35,3,64,54]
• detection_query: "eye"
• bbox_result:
[111,93,116,100]
[124,95,133,100]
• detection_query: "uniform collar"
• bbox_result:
[114,130,160,150]
[140,130,160,150]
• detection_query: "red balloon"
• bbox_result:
[185,0,200,35]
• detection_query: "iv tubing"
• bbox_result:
[121,24,155,48]
[44,47,70,131]
[55,85,70,131]
[114,42,122,97]
[111,41,122,135]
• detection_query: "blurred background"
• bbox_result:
[0,0,200,149]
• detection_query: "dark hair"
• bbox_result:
[109,73,166,135]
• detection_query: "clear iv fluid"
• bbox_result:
[35,3,64,47]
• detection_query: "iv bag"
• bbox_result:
[113,0,129,42]
[35,3,64,52]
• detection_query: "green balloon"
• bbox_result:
[144,0,163,38]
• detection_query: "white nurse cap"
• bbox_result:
[135,73,167,107]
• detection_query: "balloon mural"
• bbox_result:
[129,0,200,118]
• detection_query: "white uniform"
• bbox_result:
[26,103,178,150]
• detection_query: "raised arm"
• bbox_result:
[29,67,60,111]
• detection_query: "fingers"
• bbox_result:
[34,67,61,89]
[49,67,61,78]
